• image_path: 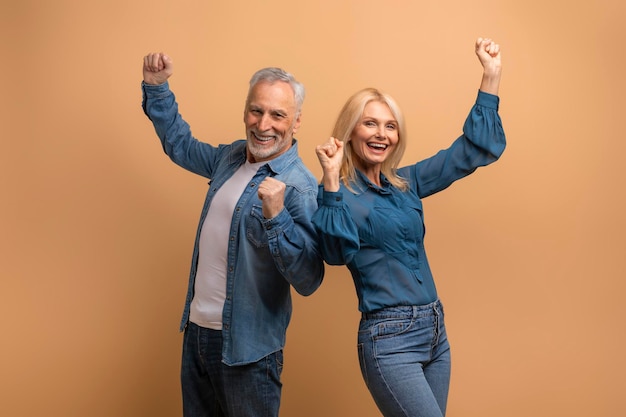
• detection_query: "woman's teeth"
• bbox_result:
[368,143,387,150]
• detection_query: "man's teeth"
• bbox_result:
[255,133,274,142]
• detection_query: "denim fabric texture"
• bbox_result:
[182,323,283,417]
[142,81,324,366]
[358,301,451,417]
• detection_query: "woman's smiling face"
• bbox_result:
[349,100,399,172]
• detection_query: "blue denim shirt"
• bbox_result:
[142,82,324,365]
[312,90,506,313]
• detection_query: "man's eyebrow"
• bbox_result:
[247,103,290,116]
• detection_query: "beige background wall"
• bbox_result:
[2,0,625,416]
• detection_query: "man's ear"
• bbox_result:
[292,113,302,134]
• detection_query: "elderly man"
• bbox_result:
[142,53,324,417]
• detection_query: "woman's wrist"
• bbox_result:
[321,173,341,192]
[479,70,501,96]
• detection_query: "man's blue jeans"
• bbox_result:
[357,300,451,417]
[181,323,283,417]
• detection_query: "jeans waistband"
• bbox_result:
[187,321,222,336]
[361,299,442,320]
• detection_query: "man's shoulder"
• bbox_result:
[268,141,316,184]
[213,140,247,161]
[281,158,318,192]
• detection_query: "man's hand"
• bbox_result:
[258,177,286,219]
[143,52,173,85]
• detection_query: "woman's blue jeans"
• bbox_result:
[181,323,283,417]
[357,300,451,417]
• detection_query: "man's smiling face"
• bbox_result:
[244,80,301,163]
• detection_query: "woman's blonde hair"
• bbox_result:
[332,88,408,192]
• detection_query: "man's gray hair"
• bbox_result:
[248,67,305,115]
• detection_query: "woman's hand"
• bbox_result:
[475,38,502,95]
[315,137,344,192]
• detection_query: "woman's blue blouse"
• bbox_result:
[312,90,506,313]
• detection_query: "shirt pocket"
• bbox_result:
[246,204,269,248]
[371,202,424,271]
[370,207,410,254]
[405,201,425,242]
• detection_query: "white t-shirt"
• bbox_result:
[189,160,264,329]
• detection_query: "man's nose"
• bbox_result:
[258,114,272,131]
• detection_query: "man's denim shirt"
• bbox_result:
[142,81,324,366]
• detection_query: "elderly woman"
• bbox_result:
[312,38,506,417]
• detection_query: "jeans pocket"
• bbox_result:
[275,349,284,376]
[374,318,411,340]
[357,343,368,385]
